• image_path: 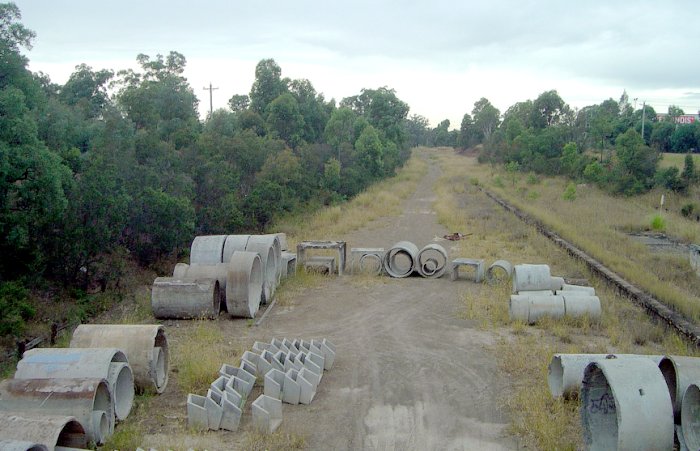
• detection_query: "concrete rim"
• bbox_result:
[110,362,135,420]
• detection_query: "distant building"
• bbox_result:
[656,113,700,125]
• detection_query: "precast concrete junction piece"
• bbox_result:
[383,241,419,278]
[350,248,385,275]
[450,258,485,283]
[0,413,87,450]
[297,240,347,276]
[417,244,448,278]
[151,277,220,319]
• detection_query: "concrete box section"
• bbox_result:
[190,235,228,264]
[151,277,220,319]
[297,240,348,275]
[581,358,673,451]
[0,413,87,450]
[450,258,485,283]
[251,395,283,434]
[70,324,169,394]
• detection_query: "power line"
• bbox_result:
[203,82,219,116]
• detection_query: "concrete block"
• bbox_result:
[220,364,255,385]
[209,375,227,398]
[450,258,485,283]
[186,394,208,430]
[299,367,321,389]
[284,353,303,373]
[282,338,300,356]
[350,247,385,274]
[224,386,243,409]
[225,373,253,400]
[253,341,278,354]
[251,395,283,434]
[286,369,316,405]
[238,352,260,374]
[273,350,289,370]
[311,338,336,370]
[298,352,322,384]
[271,337,291,354]
[261,349,284,374]
[281,252,297,278]
[264,368,286,400]
[220,391,242,432]
[307,351,326,373]
[205,389,224,430]
[239,359,257,378]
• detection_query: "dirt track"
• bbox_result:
[144,154,517,450]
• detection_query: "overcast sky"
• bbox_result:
[12,0,700,127]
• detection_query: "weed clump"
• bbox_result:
[650,213,666,231]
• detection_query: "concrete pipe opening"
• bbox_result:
[257,234,283,282]
[0,413,87,450]
[659,355,700,422]
[416,244,448,278]
[486,260,513,284]
[246,242,276,303]
[359,253,383,275]
[108,362,135,420]
[562,294,601,320]
[681,384,700,450]
[509,294,565,324]
[222,234,251,263]
[190,235,228,264]
[92,410,109,445]
[581,359,673,451]
[0,440,48,451]
[384,241,419,278]
[226,251,263,318]
[176,263,229,312]
[151,277,220,319]
[70,324,170,394]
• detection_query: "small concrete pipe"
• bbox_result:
[0,378,113,445]
[486,259,513,284]
[548,354,663,399]
[561,294,602,320]
[226,251,263,318]
[559,283,596,295]
[509,294,565,324]
[416,244,448,278]
[581,358,673,451]
[0,440,48,451]
[14,348,134,421]
[245,242,277,303]
[151,277,220,319]
[190,235,228,264]
[512,264,564,293]
[384,241,419,278]
[70,324,170,394]
[658,355,700,421]
[681,383,700,450]
[172,262,189,279]
[222,234,251,264]
[0,413,87,450]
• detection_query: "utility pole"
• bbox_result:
[203,83,219,116]
[641,101,646,142]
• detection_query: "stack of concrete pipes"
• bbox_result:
[187,337,336,434]
[152,233,291,320]
[508,264,601,324]
[0,324,169,449]
[547,353,700,450]
[383,241,449,278]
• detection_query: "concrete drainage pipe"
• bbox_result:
[151,277,220,319]
[581,358,673,451]
[0,413,87,450]
[249,235,282,286]
[512,264,564,293]
[509,294,565,324]
[548,354,663,399]
[14,348,134,421]
[559,284,596,295]
[245,242,277,304]
[681,383,700,450]
[486,260,513,284]
[226,251,263,318]
[658,355,700,422]
[416,244,448,278]
[0,378,113,445]
[171,263,228,312]
[561,294,602,320]
[222,235,251,264]
[0,440,47,451]
[384,241,419,278]
[70,324,170,394]
[190,235,228,264]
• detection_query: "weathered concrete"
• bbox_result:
[561,294,602,320]
[512,264,564,293]
[14,348,134,421]
[186,394,208,430]
[190,235,228,264]
[559,284,596,295]
[658,355,700,421]
[486,260,513,284]
[0,378,113,445]
[509,294,565,324]
[226,251,263,318]
[249,234,283,285]
[0,439,48,451]
[251,395,283,434]
[245,242,277,304]
[171,263,228,310]
[384,241,419,278]
[280,252,297,278]
[70,324,169,394]
[417,244,448,278]
[311,338,336,370]
[581,358,673,450]
[151,277,220,319]
[286,369,316,405]
[222,235,251,264]
[350,248,385,275]
[297,240,348,276]
[264,368,286,400]
[218,364,255,398]
[681,383,700,450]
[450,258,485,283]
[0,413,87,450]
[220,391,243,432]
[303,256,336,275]
[205,389,224,430]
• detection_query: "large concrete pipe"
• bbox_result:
[416,244,448,278]
[222,235,251,264]
[70,324,170,394]
[0,413,87,449]
[226,251,263,318]
[512,264,564,293]
[0,378,112,445]
[681,383,700,450]
[384,241,419,278]
[509,294,565,324]
[171,263,228,311]
[151,277,220,319]
[561,294,602,320]
[581,358,673,450]
[14,348,134,421]
[658,355,700,422]
[248,234,282,287]
[274,233,288,251]
[245,242,277,303]
[190,235,228,264]
[548,354,663,399]
[486,259,513,284]
[0,440,47,451]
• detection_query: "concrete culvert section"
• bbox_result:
[658,355,700,421]
[581,358,673,451]
[509,294,565,324]
[416,244,448,278]
[14,348,134,421]
[226,251,263,318]
[245,242,277,303]
[561,294,602,320]
[190,235,228,264]
[222,234,251,264]
[512,264,564,293]
[681,384,700,450]
[486,260,513,284]
[384,241,419,278]
[0,378,113,445]
[172,263,229,312]
[70,324,170,394]
[151,277,220,319]
[0,439,48,451]
[0,413,87,449]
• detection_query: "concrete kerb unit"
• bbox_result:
[186,393,208,430]
[0,378,113,445]
[350,248,385,275]
[658,355,700,421]
[0,440,48,451]
[190,235,228,264]
[151,277,221,319]
[226,251,263,318]
[70,324,169,394]
[384,241,419,278]
[417,244,448,278]
[0,413,87,450]
[486,259,513,284]
[450,258,485,283]
[512,264,564,293]
[251,395,283,434]
[681,383,700,450]
[581,358,673,451]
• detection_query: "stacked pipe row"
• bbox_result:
[186,337,336,434]
[383,241,449,278]
[547,353,700,450]
[0,324,168,449]
[509,264,601,324]
[152,233,290,319]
